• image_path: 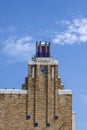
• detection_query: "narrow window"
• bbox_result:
[52,66,54,79]
[32,67,35,78]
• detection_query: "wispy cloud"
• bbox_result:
[1,17,87,63]
[52,17,87,44]
[1,36,35,62]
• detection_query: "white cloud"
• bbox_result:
[1,36,35,62]
[53,18,87,44]
[56,20,70,26]
[2,17,87,62]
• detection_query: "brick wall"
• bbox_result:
[0,63,72,130]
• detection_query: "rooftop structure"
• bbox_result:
[36,41,51,57]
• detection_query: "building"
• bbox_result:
[0,42,75,130]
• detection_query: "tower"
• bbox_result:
[0,41,75,130]
[22,41,73,130]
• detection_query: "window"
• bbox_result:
[32,67,35,78]
[52,66,54,79]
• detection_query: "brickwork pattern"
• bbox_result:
[0,63,72,130]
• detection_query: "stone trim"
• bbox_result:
[28,58,58,65]
[0,89,28,94]
[58,90,72,95]
[29,61,58,65]
[72,112,75,130]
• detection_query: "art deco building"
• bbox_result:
[0,42,75,130]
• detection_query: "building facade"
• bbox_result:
[0,42,75,130]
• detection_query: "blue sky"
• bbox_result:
[0,0,87,129]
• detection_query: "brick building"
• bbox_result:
[0,42,75,130]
